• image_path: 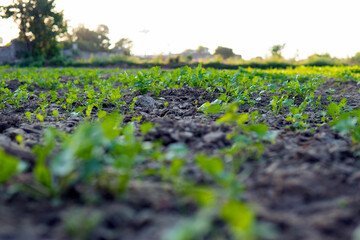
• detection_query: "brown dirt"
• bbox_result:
[1,77,360,240]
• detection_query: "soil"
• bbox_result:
[1,76,360,240]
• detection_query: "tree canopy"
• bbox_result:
[0,0,67,59]
[113,38,133,56]
[270,44,286,58]
[71,24,110,52]
[214,46,235,59]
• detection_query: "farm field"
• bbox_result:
[1,65,360,240]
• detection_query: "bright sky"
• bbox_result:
[1,0,360,60]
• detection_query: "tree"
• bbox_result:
[72,24,110,52]
[351,52,360,65]
[306,53,338,66]
[0,0,67,59]
[197,46,209,54]
[214,46,235,59]
[113,38,133,56]
[96,24,110,51]
[270,44,286,58]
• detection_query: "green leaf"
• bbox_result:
[0,149,19,184]
[269,84,277,91]
[198,102,210,112]
[217,112,234,125]
[140,122,154,135]
[206,104,222,114]
[51,149,76,177]
[34,164,52,189]
[80,158,103,180]
[327,102,340,117]
[166,143,189,159]
[117,172,131,193]
[237,113,249,126]
[196,154,224,176]
[283,99,293,107]
[25,111,32,118]
[250,111,259,122]
[36,113,44,122]
[333,115,358,136]
[339,98,347,109]
[163,207,214,240]
[75,106,86,113]
[101,113,122,139]
[221,200,255,239]
[86,104,94,117]
[15,134,23,145]
[123,122,135,141]
[131,116,142,122]
[219,93,228,101]
[32,128,58,165]
[52,109,59,118]
[184,186,217,206]
[247,124,268,136]
[289,107,300,115]
[169,158,185,177]
[97,110,107,119]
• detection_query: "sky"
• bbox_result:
[1,0,360,60]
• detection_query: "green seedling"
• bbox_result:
[327,98,347,119]
[0,149,20,184]
[36,113,44,123]
[198,99,223,116]
[52,109,59,120]
[25,111,33,122]
[140,122,155,135]
[49,90,58,102]
[15,134,24,148]
[131,116,142,122]
[130,97,138,114]
[269,95,292,115]
[85,104,94,119]
[97,110,107,119]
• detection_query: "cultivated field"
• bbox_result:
[1,65,360,240]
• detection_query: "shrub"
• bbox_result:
[47,55,65,66]
[350,52,360,65]
[18,56,45,67]
[304,53,342,66]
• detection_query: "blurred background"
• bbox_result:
[1,0,360,66]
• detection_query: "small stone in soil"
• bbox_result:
[203,131,225,143]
